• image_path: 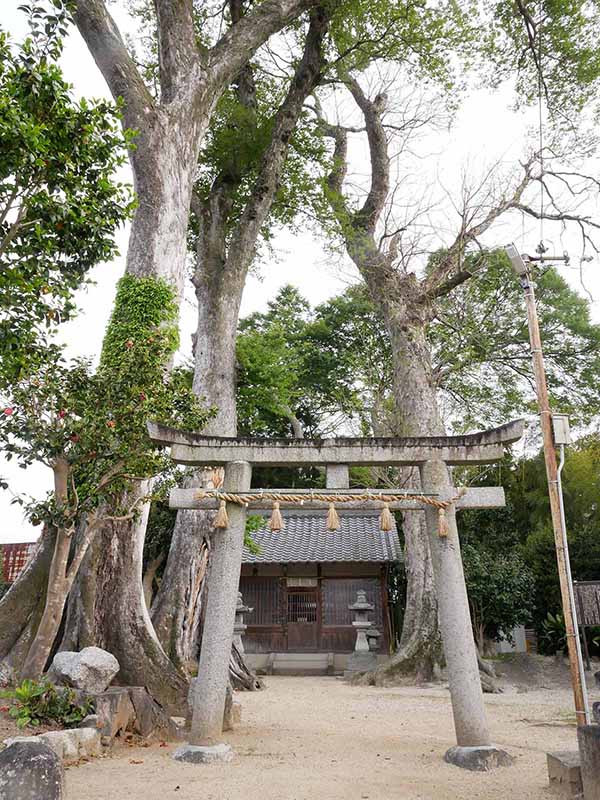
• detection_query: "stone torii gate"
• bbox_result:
[148,419,523,768]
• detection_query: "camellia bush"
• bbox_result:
[0,275,212,679]
[0,2,134,387]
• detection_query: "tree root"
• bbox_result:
[230,642,264,691]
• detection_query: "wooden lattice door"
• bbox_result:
[286,588,319,650]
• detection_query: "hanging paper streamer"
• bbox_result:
[214,499,229,529]
[437,507,449,537]
[379,502,393,532]
[270,500,283,532]
[327,502,340,531]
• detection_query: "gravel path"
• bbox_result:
[66,676,581,800]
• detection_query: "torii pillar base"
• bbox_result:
[445,746,514,772]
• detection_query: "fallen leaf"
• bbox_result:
[129,759,144,765]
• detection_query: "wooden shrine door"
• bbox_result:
[286,588,319,650]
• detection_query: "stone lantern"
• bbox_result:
[233,591,253,653]
[349,589,374,652]
[345,589,377,675]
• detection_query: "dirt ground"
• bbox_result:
[65,669,588,800]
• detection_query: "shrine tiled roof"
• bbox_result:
[242,511,401,564]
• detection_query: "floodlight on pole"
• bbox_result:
[504,243,590,726]
[504,243,530,276]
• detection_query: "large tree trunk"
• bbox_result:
[395,509,441,680]
[0,528,55,684]
[19,460,74,681]
[63,485,188,713]
[150,497,211,671]
[60,115,205,709]
[363,313,446,683]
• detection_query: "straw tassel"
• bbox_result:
[379,502,393,532]
[327,502,340,531]
[214,499,229,529]
[437,507,449,538]
[269,501,283,532]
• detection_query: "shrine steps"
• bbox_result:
[270,652,334,676]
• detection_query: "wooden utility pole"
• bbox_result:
[518,261,589,726]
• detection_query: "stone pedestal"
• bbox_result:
[547,751,583,798]
[444,745,513,772]
[578,725,600,799]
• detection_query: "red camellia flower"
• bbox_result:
[106,420,116,428]
[125,339,134,349]
[3,408,13,416]
[70,434,80,443]
[139,392,146,402]
[58,409,67,419]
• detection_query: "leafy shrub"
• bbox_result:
[0,679,94,729]
[539,612,567,655]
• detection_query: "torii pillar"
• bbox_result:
[149,419,522,768]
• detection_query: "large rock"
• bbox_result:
[48,646,119,693]
[0,740,64,799]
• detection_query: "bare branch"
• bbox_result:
[343,75,389,234]
[227,8,329,268]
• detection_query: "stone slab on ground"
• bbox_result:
[4,728,102,761]
[48,647,119,693]
[172,743,234,764]
[127,686,181,740]
[444,745,514,771]
[578,724,600,800]
[0,740,64,800]
[94,687,135,739]
[547,751,583,798]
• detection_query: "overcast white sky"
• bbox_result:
[1,3,599,542]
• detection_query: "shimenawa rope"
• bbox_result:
[194,488,466,537]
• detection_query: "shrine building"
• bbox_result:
[238,510,401,673]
